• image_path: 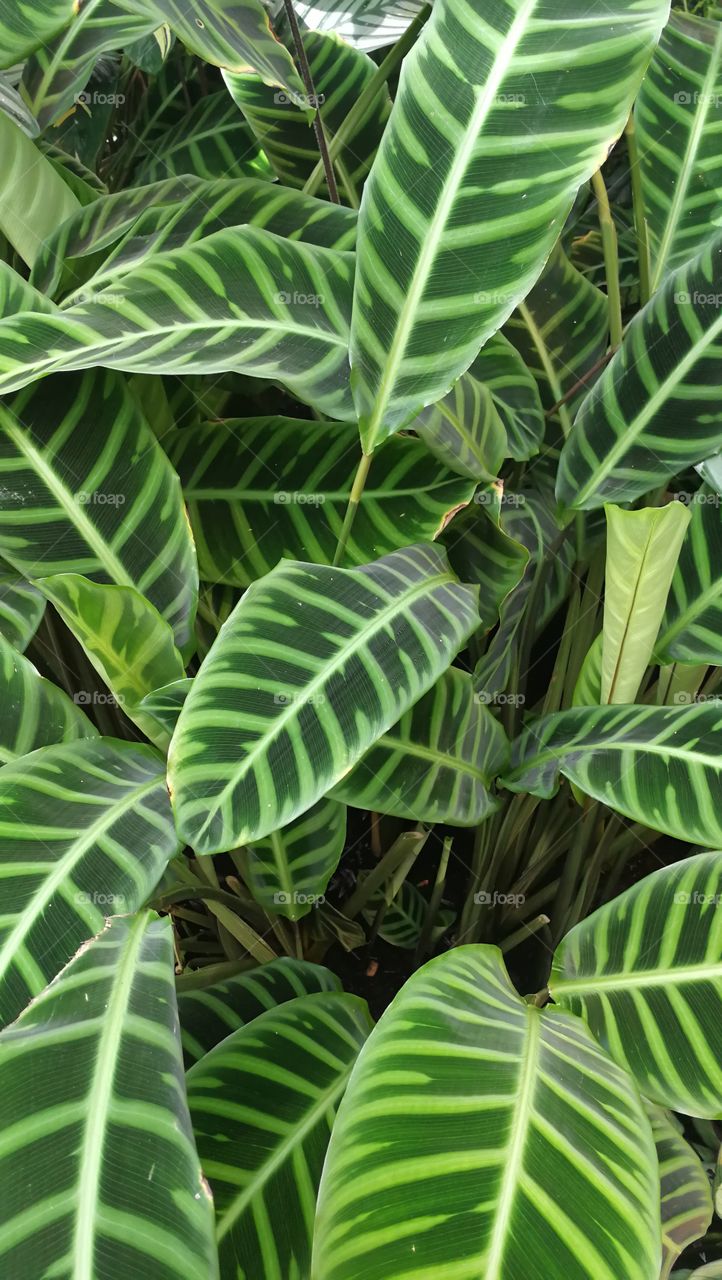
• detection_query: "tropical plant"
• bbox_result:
[1,0,722,1276]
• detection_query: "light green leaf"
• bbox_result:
[169,545,480,852]
[573,633,603,707]
[0,630,97,763]
[313,946,661,1280]
[241,799,347,920]
[0,912,218,1278]
[0,572,45,651]
[602,502,691,703]
[0,0,75,67]
[0,108,80,266]
[552,850,722,1117]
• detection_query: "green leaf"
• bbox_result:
[0,108,80,266]
[0,572,45,651]
[602,502,691,703]
[0,260,58,317]
[177,955,341,1065]
[0,228,355,419]
[470,332,545,462]
[0,0,74,67]
[350,0,665,449]
[557,234,722,512]
[0,370,198,650]
[442,502,530,634]
[168,545,480,852]
[241,799,347,920]
[0,738,180,1027]
[187,992,372,1278]
[133,90,273,184]
[138,676,193,738]
[551,850,722,1117]
[169,417,475,585]
[293,0,425,50]
[360,874,453,949]
[573,633,603,707]
[503,703,722,848]
[331,668,507,825]
[39,574,186,743]
[313,946,661,1280]
[0,912,218,1278]
[0,630,97,764]
[636,11,722,289]
[656,489,722,664]
[413,368,507,482]
[648,1105,714,1279]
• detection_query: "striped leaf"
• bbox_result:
[168,544,481,852]
[169,418,475,586]
[442,502,530,634]
[573,633,604,707]
[225,29,390,200]
[503,703,722,848]
[0,0,74,66]
[656,489,722,665]
[292,0,425,51]
[331,668,508,825]
[0,108,79,267]
[0,630,97,764]
[241,799,347,920]
[177,956,341,1065]
[133,91,273,184]
[413,368,507,482]
[0,912,218,1279]
[0,572,44,651]
[551,850,722,1117]
[0,370,198,650]
[470,332,545,462]
[602,502,691,703]
[360,875,454,949]
[350,0,666,449]
[187,992,372,1279]
[0,228,355,420]
[648,1105,714,1278]
[0,74,38,136]
[139,677,193,739]
[636,12,722,289]
[313,945,661,1280]
[0,261,57,317]
[556,234,722,512]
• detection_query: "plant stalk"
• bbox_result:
[624,111,652,305]
[282,0,340,202]
[333,450,374,565]
[591,166,623,349]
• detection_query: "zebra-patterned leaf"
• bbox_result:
[0,260,58,317]
[656,489,722,665]
[350,0,666,450]
[331,668,507,825]
[0,72,38,136]
[0,737,180,1028]
[0,912,218,1279]
[138,677,193,738]
[636,11,722,289]
[0,630,97,764]
[0,370,198,651]
[241,799,347,920]
[177,955,341,1065]
[503,703,722,849]
[359,875,454,949]
[442,502,530,635]
[0,108,80,267]
[133,90,273,184]
[551,850,722,1117]
[0,228,355,420]
[470,332,545,462]
[557,234,722,512]
[648,1105,714,1278]
[291,0,425,50]
[187,992,372,1279]
[169,418,475,586]
[413,368,507,482]
[0,572,44,651]
[168,544,481,852]
[313,945,661,1280]
[0,0,74,67]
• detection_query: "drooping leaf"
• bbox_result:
[241,799,347,920]
[0,630,97,764]
[656,489,722,665]
[0,108,80,266]
[442,501,530,635]
[503,703,722,848]
[313,946,661,1280]
[350,0,665,449]
[557,234,722,512]
[551,850,722,1117]
[648,1105,714,1278]
[133,90,273,184]
[0,738,180,1027]
[331,668,507,825]
[169,417,475,585]
[168,544,481,852]
[0,572,45,651]
[187,992,372,1279]
[177,955,341,1065]
[413,368,506,482]
[0,913,218,1279]
[0,260,58,316]
[601,502,691,703]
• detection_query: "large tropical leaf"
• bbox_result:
[503,703,722,848]
[0,0,75,67]
[291,0,425,50]
[0,370,198,649]
[557,234,722,512]
[133,91,272,184]
[187,992,372,1279]
[648,1106,714,1278]
[331,668,508,825]
[0,912,218,1279]
[0,572,44,651]
[636,11,722,288]
[0,109,79,267]
[350,0,666,449]
[0,228,355,419]
[177,956,341,1065]
[313,946,661,1280]
[0,630,97,764]
[168,544,480,852]
[656,489,722,665]
[413,367,506,482]
[0,738,180,1027]
[241,798,347,920]
[169,417,475,585]
[551,850,722,1117]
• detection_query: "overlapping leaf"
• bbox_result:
[656,489,722,664]
[0,572,44,651]
[0,109,79,267]
[133,91,272,184]
[470,332,545,461]
[291,0,425,50]
[241,799,347,920]
[413,367,506,482]
[0,0,75,66]
[648,1105,714,1277]
[0,630,97,764]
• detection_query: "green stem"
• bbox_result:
[302,4,432,198]
[333,450,374,565]
[591,166,623,350]
[624,112,652,305]
[344,828,428,919]
[414,836,452,963]
[500,913,550,955]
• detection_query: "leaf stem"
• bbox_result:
[624,111,652,305]
[591,166,623,349]
[282,0,340,202]
[333,450,374,565]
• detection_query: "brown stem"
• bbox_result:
[282,0,339,202]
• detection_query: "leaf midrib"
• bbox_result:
[553,958,722,997]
